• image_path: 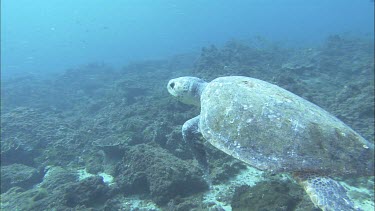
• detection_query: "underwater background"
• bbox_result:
[1,0,374,210]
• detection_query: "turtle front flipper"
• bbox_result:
[294,173,362,211]
[182,116,211,186]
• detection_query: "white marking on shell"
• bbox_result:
[233,140,242,149]
[287,150,296,157]
[290,118,305,134]
[225,104,234,116]
[237,124,242,136]
[267,114,277,119]
[270,156,279,161]
[261,103,269,116]
[293,121,299,132]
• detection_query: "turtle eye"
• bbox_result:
[170,82,175,89]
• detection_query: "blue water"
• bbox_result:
[1,0,374,79]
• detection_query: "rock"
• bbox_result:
[116,143,208,205]
[63,176,111,208]
[39,166,78,191]
[1,164,43,193]
[231,180,314,211]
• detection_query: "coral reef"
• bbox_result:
[231,181,305,211]
[1,35,373,210]
[1,164,43,192]
[115,143,208,205]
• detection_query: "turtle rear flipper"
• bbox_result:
[182,116,212,187]
[294,173,362,211]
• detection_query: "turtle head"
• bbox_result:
[167,77,207,106]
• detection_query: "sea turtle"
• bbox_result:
[167,76,374,211]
